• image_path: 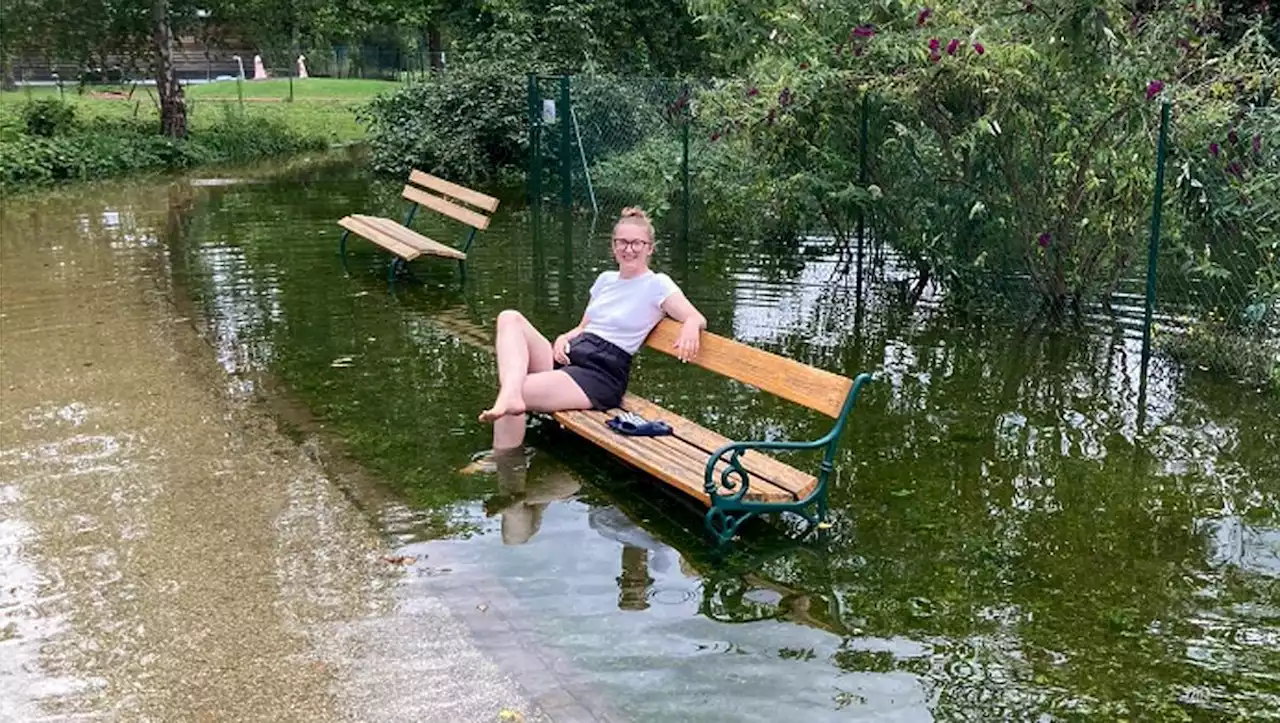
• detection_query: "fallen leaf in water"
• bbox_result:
[331,356,355,368]
[476,603,489,613]
[381,555,416,565]
[816,522,833,529]
[498,708,524,722]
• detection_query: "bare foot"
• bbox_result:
[478,397,526,423]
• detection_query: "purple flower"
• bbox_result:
[917,7,932,26]
[853,24,877,38]
[747,87,759,98]
[779,87,792,107]
[928,37,940,51]
[1209,142,1220,157]
[1227,162,1244,179]
[1253,134,1262,154]
[973,42,985,55]
[1145,80,1164,100]
[1228,129,1239,145]
[946,38,960,55]
[1037,232,1052,248]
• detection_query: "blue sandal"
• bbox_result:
[606,411,673,437]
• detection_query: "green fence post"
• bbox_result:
[559,76,572,210]
[236,76,244,114]
[1140,101,1171,371]
[527,74,541,206]
[682,84,691,243]
[288,74,294,103]
[857,92,869,269]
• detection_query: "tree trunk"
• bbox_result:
[152,0,186,138]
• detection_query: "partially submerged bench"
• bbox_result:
[338,170,499,283]
[552,319,872,545]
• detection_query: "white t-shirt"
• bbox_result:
[580,270,681,354]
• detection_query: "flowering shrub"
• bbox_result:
[688,0,1277,314]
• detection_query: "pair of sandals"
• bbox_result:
[606,410,673,437]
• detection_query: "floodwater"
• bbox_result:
[4,154,1279,721]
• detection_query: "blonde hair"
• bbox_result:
[615,206,654,242]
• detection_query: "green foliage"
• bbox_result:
[358,57,528,181]
[681,0,1278,313]
[21,98,77,137]
[0,116,326,191]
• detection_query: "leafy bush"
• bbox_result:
[0,116,326,191]
[359,58,528,181]
[22,98,77,137]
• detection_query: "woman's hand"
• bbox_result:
[553,332,576,365]
[673,319,701,363]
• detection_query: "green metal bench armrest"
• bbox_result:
[703,372,873,504]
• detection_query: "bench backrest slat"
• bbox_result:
[644,318,853,419]
[409,170,500,212]
[401,185,492,230]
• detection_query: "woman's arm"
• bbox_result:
[661,291,706,362]
[553,312,590,364]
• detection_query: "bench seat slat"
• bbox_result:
[339,216,422,260]
[351,214,467,260]
[620,395,818,499]
[553,397,817,505]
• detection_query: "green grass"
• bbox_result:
[0,78,398,143]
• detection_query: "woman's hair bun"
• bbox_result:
[620,206,650,221]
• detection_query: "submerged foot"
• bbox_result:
[478,397,526,423]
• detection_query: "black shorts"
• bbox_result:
[555,333,632,410]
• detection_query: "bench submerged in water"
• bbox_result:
[338,170,500,284]
[552,319,872,545]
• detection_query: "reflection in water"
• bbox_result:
[152,158,1280,720]
[484,448,581,545]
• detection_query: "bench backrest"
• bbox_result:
[644,319,854,419]
[401,170,500,230]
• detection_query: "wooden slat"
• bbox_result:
[409,170,500,212]
[552,408,796,505]
[644,319,853,419]
[569,407,802,501]
[352,215,466,260]
[620,395,817,499]
[338,216,421,260]
[401,186,491,230]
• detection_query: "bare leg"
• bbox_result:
[491,370,592,449]
[480,310,553,423]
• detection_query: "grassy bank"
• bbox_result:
[0,79,396,191]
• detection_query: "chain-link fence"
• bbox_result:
[527,75,1278,389]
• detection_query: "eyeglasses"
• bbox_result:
[612,238,651,251]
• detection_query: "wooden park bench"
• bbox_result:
[552,319,873,545]
[338,170,500,283]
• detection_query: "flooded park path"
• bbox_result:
[3,153,1278,721]
[0,173,563,721]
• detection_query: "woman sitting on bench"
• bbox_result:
[479,207,707,451]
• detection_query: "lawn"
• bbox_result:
[0,78,400,144]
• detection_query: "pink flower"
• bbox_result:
[852,24,876,38]
[1253,134,1262,154]
[928,37,940,51]
[946,38,960,55]
[1037,232,1052,248]
[1209,142,1220,157]
[1145,80,1164,100]
[917,7,932,26]
[747,87,759,97]
[973,42,985,54]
